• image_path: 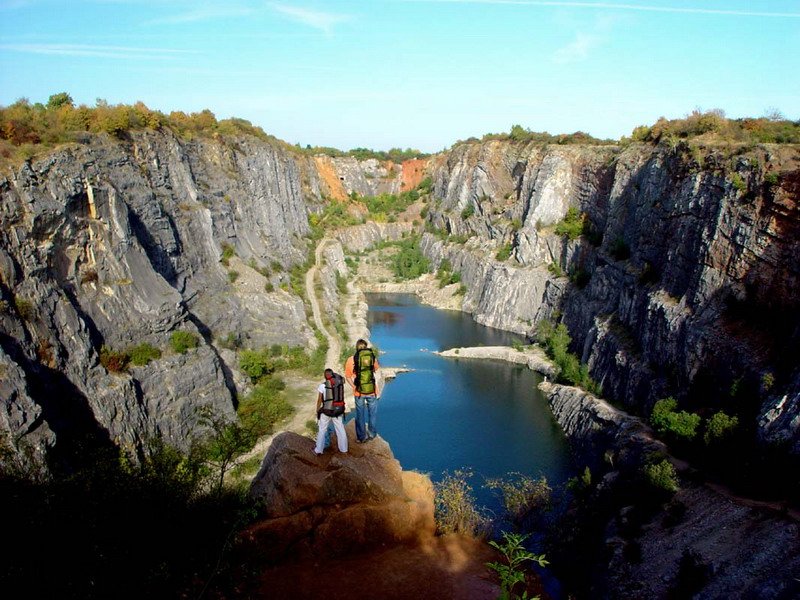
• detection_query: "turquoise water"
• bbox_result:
[366,293,574,510]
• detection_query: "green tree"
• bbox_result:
[46,92,73,110]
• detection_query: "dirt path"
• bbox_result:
[238,238,347,466]
[306,237,341,368]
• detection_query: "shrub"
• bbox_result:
[227,270,240,283]
[535,321,600,394]
[128,343,161,366]
[216,333,241,351]
[764,172,779,187]
[485,473,551,524]
[239,349,274,382]
[548,262,563,277]
[14,297,34,321]
[433,469,490,537]
[643,458,679,493]
[80,269,98,285]
[650,397,701,441]
[703,411,739,445]
[220,243,235,266]
[170,331,199,354]
[487,532,548,600]
[461,205,475,219]
[496,243,513,262]
[389,235,430,280]
[511,338,524,352]
[554,207,585,240]
[237,379,293,438]
[100,346,129,373]
[761,372,775,391]
[730,173,747,193]
[264,282,274,293]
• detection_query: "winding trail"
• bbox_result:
[238,237,346,465]
[305,237,341,369]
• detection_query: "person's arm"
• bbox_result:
[316,391,323,418]
[344,357,356,391]
[373,359,380,396]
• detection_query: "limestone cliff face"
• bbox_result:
[425,140,800,452]
[0,130,428,465]
[0,130,318,462]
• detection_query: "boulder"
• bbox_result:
[244,425,435,562]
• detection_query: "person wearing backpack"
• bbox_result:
[314,368,348,455]
[344,339,380,443]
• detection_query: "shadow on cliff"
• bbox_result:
[0,331,115,471]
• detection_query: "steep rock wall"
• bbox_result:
[426,140,800,451]
[0,130,318,463]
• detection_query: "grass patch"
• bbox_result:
[170,331,199,354]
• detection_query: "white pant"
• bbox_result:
[315,413,348,454]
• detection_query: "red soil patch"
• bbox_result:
[401,159,429,192]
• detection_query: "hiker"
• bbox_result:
[344,339,380,443]
[314,368,348,455]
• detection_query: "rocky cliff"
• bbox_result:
[541,382,800,599]
[0,130,416,466]
[422,140,800,454]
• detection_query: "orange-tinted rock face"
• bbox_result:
[401,158,428,192]
[314,155,348,201]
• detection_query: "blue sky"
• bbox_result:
[1,1,798,151]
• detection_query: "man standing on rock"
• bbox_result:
[345,339,380,443]
[315,368,348,455]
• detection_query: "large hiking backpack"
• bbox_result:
[354,348,376,395]
[322,372,346,417]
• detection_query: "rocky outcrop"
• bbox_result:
[240,427,499,600]
[425,140,800,453]
[245,427,435,561]
[541,381,800,599]
[335,221,413,253]
[542,381,665,468]
[437,345,557,378]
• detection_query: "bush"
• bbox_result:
[237,379,293,438]
[238,349,274,382]
[644,458,679,493]
[220,243,235,266]
[128,343,161,366]
[227,270,239,283]
[511,338,524,352]
[170,331,199,354]
[730,173,747,193]
[461,205,475,219]
[650,397,701,441]
[0,430,255,600]
[703,411,739,446]
[100,346,129,373]
[496,243,513,261]
[433,469,490,537]
[554,207,585,240]
[14,297,34,321]
[535,321,600,394]
[485,473,551,524]
[548,262,563,277]
[487,532,549,600]
[389,235,430,280]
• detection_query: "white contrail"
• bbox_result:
[395,0,800,18]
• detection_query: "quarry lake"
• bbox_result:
[366,293,575,510]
